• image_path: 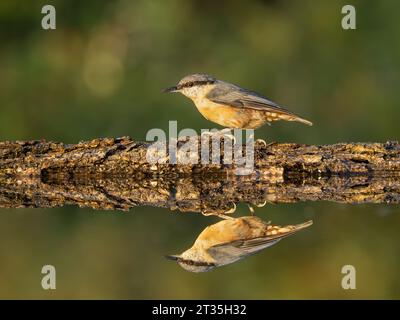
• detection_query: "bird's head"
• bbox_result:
[163,73,216,99]
[165,246,217,273]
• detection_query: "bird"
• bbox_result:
[166,216,313,273]
[163,73,313,131]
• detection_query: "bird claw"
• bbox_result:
[256,200,267,207]
[256,139,267,147]
[201,203,236,220]
[246,132,266,147]
[225,202,237,214]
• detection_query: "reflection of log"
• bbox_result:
[0,137,399,210]
[0,137,399,176]
[0,174,399,211]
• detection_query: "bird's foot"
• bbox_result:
[202,203,236,220]
[256,200,267,207]
[246,132,266,147]
[246,201,269,214]
[225,202,237,214]
[256,139,267,147]
[255,139,278,148]
[201,128,236,144]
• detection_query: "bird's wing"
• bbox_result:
[206,84,313,125]
[208,220,313,259]
[206,238,281,265]
[206,84,291,113]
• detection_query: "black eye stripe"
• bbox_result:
[178,258,215,267]
[178,80,215,89]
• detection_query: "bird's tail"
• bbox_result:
[292,116,313,126]
[271,108,313,126]
[280,113,313,126]
[265,220,313,240]
[292,220,314,231]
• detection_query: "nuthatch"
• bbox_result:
[164,73,312,130]
[166,216,312,272]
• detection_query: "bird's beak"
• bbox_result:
[163,86,178,93]
[165,254,180,261]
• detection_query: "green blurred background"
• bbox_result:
[0,0,399,299]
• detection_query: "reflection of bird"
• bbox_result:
[164,73,313,130]
[166,216,312,273]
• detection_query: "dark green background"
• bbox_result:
[0,0,399,298]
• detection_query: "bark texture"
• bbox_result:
[0,137,399,211]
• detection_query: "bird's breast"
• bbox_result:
[192,98,265,129]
